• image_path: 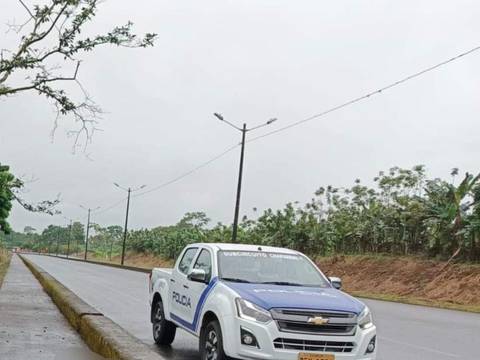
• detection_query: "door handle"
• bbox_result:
[183,284,189,289]
[170,279,175,283]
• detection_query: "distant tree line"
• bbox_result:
[5,166,480,262]
[0,223,85,254]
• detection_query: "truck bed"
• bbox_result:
[153,267,173,275]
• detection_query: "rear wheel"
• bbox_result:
[200,319,229,360]
[152,299,176,345]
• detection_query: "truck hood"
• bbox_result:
[222,282,365,314]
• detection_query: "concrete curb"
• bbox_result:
[19,255,162,360]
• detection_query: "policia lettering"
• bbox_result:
[173,291,192,308]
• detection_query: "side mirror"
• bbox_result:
[329,277,342,290]
[188,269,208,283]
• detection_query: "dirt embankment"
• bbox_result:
[88,252,174,269]
[88,251,480,313]
[318,255,480,312]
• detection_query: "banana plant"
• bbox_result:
[424,172,480,256]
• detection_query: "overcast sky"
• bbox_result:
[1,0,479,232]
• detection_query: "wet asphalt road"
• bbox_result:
[24,254,480,360]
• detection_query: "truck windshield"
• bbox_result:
[218,251,330,288]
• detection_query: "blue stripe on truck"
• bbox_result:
[170,277,218,333]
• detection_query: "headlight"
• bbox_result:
[235,298,272,323]
[358,307,373,329]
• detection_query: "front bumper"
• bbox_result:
[222,316,377,360]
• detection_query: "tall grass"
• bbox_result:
[0,247,12,289]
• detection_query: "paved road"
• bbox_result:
[0,255,103,360]
[24,254,480,360]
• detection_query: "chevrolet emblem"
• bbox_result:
[307,316,329,325]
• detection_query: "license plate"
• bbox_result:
[298,353,335,360]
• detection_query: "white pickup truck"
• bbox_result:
[149,243,376,360]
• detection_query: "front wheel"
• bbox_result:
[152,299,176,345]
[200,319,229,360]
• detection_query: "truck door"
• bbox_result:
[169,247,198,328]
[186,248,213,333]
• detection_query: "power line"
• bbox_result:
[69,45,480,218]
[69,144,239,217]
[75,144,239,217]
[248,45,480,143]
[132,143,240,198]
[94,197,127,215]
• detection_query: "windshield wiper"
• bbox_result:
[221,277,251,283]
[261,281,303,286]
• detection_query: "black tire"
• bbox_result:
[152,299,176,345]
[200,319,229,360]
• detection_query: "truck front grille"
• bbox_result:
[270,309,357,336]
[273,338,355,353]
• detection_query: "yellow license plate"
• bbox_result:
[298,354,335,360]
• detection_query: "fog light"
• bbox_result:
[243,334,254,345]
[240,327,259,348]
[366,336,376,354]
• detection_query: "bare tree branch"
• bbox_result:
[0,0,157,150]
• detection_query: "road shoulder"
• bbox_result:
[0,254,104,360]
[20,254,163,360]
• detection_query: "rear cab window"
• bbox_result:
[178,247,198,274]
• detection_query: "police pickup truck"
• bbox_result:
[149,243,376,360]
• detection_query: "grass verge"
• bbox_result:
[86,251,174,269]
[0,248,12,289]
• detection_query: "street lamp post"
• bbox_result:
[84,208,91,260]
[114,183,146,266]
[233,123,247,243]
[63,217,73,258]
[214,113,277,242]
[55,230,60,256]
[80,205,100,261]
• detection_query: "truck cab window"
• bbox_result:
[178,247,198,274]
[193,249,212,281]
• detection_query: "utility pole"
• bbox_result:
[55,230,60,256]
[214,113,277,242]
[121,188,131,266]
[65,218,73,258]
[109,239,114,261]
[84,208,91,260]
[232,123,247,243]
[80,205,100,261]
[114,183,146,265]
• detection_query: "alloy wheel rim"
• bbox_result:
[205,329,218,360]
[153,305,163,338]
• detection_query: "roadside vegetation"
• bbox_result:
[124,166,480,262]
[5,165,480,263]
